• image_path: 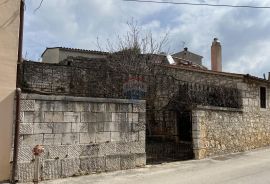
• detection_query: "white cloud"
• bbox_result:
[23,0,169,59]
[225,41,270,76]
[23,0,270,77]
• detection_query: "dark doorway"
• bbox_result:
[177,111,193,142]
[146,110,194,164]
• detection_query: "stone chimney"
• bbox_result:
[211,38,222,72]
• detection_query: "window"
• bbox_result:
[260,87,266,108]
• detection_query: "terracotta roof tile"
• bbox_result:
[41,47,109,56]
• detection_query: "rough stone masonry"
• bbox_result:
[192,81,270,159]
[15,94,146,182]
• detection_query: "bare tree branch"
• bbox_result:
[95,36,103,52]
[34,0,44,13]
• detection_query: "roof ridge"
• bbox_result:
[58,47,109,53]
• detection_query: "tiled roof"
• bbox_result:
[41,47,109,56]
[244,74,270,83]
[163,64,242,78]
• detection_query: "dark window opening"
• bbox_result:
[260,87,266,108]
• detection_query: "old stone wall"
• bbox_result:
[21,59,270,163]
[22,60,243,98]
[16,94,146,182]
[152,67,270,160]
[22,60,126,98]
[192,81,270,159]
[148,66,243,141]
[162,66,243,88]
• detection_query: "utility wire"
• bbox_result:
[123,0,270,9]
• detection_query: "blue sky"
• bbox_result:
[24,0,270,77]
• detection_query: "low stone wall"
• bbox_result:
[16,94,146,182]
[192,105,270,159]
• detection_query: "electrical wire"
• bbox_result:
[123,0,270,9]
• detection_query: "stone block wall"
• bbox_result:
[15,94,146,182]
[193,96,270,159]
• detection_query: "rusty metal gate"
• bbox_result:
[146,141,194,164]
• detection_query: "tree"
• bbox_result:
[96,19,171,137]
[96,19,170,74]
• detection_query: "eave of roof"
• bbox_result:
[41,47,109,57]
[161,64,270,84]
[159,63,242,78]
[243,74,270,83]
[160,65,262,82]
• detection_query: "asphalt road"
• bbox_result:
[42,147,270,184]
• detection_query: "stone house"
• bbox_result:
[14,38,270,182]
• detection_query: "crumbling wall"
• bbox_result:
[16,94,146,182]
